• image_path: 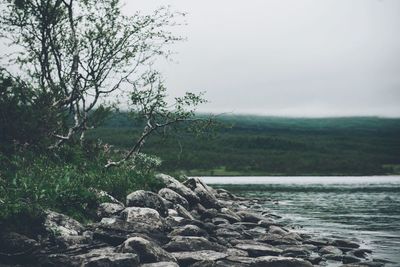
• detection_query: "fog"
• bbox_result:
[123,0,400,117]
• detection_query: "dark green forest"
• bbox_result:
[87,114,400,176]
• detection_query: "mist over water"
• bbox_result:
[201,176,400,266]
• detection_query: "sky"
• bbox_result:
[123,0,400,117]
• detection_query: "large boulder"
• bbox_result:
[155,174,200,205]
[184,178,221,209]
[158,188,190,209]
[120,207,165,230]
[119,237,176,263]
[126,190,168,217]
[250,256,313,267]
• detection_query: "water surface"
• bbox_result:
[200,176,400,266]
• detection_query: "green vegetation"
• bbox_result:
[88,114,400,176]
[0,0,202,230]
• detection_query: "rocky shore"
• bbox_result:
[0,174,388,267]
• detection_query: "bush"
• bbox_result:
[0,146,163,227]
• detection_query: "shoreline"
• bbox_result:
[0,174,391,266]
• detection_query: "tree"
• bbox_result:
[0,0,207,160]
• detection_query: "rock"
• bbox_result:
[339,263,384,267]
[155,174,200,205]
[325,254,343,261]
[303,238,330,247]
[282,247,311,257]
[169,225,208,237]
[216,188,238,200]
[342,255,362,264]
[126,190,168,217]
[319,245,343,255]
[44,210,89,246]
[184,178,221,209]
[218,208,242,223]
[212,217,230,225]
[76,247,139,267]
[199,208,219,221]
[159,188,190,209]
[119,237,176,263]
[121,207,165,230]
[214,228,243,239]
[97,202,125,218]
[352,248,372,258]
[141,262,179,267]
[171,250,228,266]
[175,204,194,220]
[168,209,179,217]
[332,239,360,249]
[268,225,288,236]
[235,243,282,257]
[236,211,265,223]
[163,236,226,252]
[259,233,301,246]
[0,232,40,265]
[250,256,313,267]
[226,248,249,257]
[96,217,168,245]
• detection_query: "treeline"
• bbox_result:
[88,114,400,176]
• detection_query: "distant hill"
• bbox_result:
[87,113,400,176]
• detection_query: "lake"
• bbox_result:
[200,176,400,266]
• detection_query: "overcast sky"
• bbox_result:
[123,0,400,117]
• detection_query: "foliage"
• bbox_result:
[88,114,400,176]
[0,70,61,151]
[0,146,162,225]
[0,0,191,148]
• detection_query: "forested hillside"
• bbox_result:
[87,114,400,176]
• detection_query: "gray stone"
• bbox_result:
[342,255,362,264]
[169,225,208,237]
[259,233,301,246]
[250,256,313,267]
[175,204,194,220]
[44,210,89,246]
[159,188,189,209]
[226,248,249,257]
[76,247,139,267]
[236,211,265,223]
[119,237,176,263]
[319,245,343,255]
[332,239,360,249]
[97,202,125,218]
[96,217,168,245]
[235,243,282,257]
[163,236,226,252]
[171,250,228,266]
[126,190,168,217]
[184,178,222,209]
[120,207,165,230]
[141,262,179,267]
[155,174,200,205]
